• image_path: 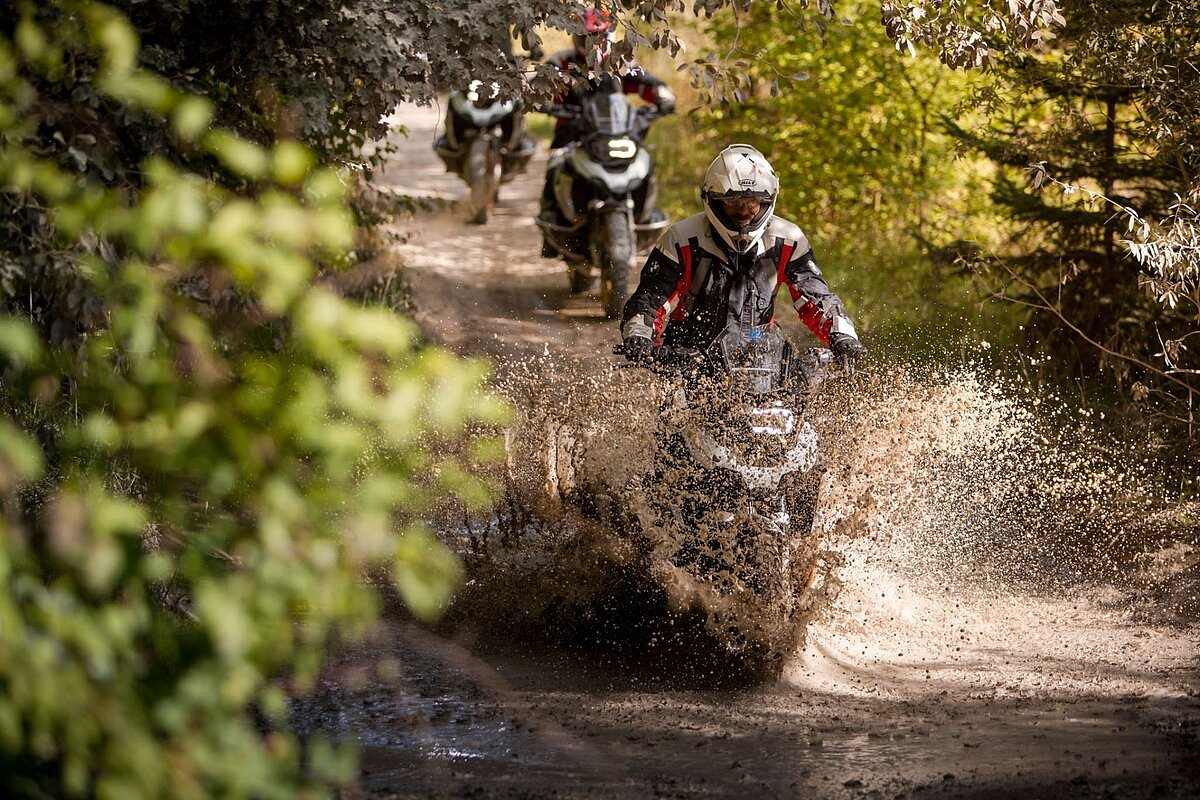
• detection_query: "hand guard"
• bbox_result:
[622,334,654,363]
[829,332,867,370]
[655,86,676,115]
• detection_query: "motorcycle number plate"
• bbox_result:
[607,138,637,159]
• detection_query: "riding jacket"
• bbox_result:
[621,213,861,350]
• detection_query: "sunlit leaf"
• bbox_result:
[172,95,214,141]
[88,7,138,74]
[0,317,42,366]
[271,141,316,186]
[392,528,462,621]
[204,130,269,179]
[14,16,46,62]
[99,70,174,112]
[0,421,44,484]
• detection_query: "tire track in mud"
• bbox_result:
[310,102,1200,800]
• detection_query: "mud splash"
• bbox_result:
[817,357,1195,604]
[444,344,1197,678]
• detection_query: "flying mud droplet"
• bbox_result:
[434,345,1195,682]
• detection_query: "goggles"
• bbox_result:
[718,197,765,216]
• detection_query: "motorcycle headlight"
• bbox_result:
[589,136,637,163]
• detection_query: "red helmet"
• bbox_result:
[580,8,615,34]
[573,8,616,60]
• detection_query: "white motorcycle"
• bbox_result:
[612,323,840,674]
[536,92,670,318]
[435,81,535,224]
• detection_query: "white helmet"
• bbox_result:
[701,144,779,255]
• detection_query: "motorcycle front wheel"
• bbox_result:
[466,135,499,224]
[597,211,634,319]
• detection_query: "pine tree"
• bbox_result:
[946,13,1195,384]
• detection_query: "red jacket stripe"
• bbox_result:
[654,243,692,335]
[776,242,796,300]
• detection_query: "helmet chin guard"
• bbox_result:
[701,144,779,255]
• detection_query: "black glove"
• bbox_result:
[829,333,867,370]
[622,334,654,363]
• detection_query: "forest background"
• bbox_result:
[1,1,1197,798]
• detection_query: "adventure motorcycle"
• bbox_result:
[612,323,840,674]
[536,92,670,318]
[435,81,536,224]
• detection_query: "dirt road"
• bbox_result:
[306,103,1200,799]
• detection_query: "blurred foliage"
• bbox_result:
[0,3,507,798]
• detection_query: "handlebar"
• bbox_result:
[638,105,663,122]
[540,102,665,122]
[613,340,862,383]
[611,341,701,372]
[542,105,579,120]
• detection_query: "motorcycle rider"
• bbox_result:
[434,25,535,181]
[433,79,535,179]
[538,7,675,250]
[621,144,868,368]
[543,8,676,150]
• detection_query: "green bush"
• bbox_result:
[0,3,506,798]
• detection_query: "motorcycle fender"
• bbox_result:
[451,93,514,129]
[588,205,633,267]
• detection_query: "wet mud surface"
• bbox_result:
[308,104,1200,798]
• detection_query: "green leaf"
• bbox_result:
[271,141,316,186]
[0,316,42,366]
[304,168,348,204]
[0,421,43,484]
[82,413,121,449]
[14,16,46,62]
[195,582,254,661]
[392,528,462,621]
[204,130,269,180]
[89,7,139,74]
[99,70,174,113]
[91,492,147,540]
[172,95,213,142]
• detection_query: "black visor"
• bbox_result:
[707,191,774,234]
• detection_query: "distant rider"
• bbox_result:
[538,7,675,243]
[434,27,535,179]
[433,80,535,179]
[620,144,868,367]
[542,8,676,150]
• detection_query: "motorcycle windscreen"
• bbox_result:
[581,92,637,136]
[717,324,787,394]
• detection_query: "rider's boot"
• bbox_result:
[433,135,458,173]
